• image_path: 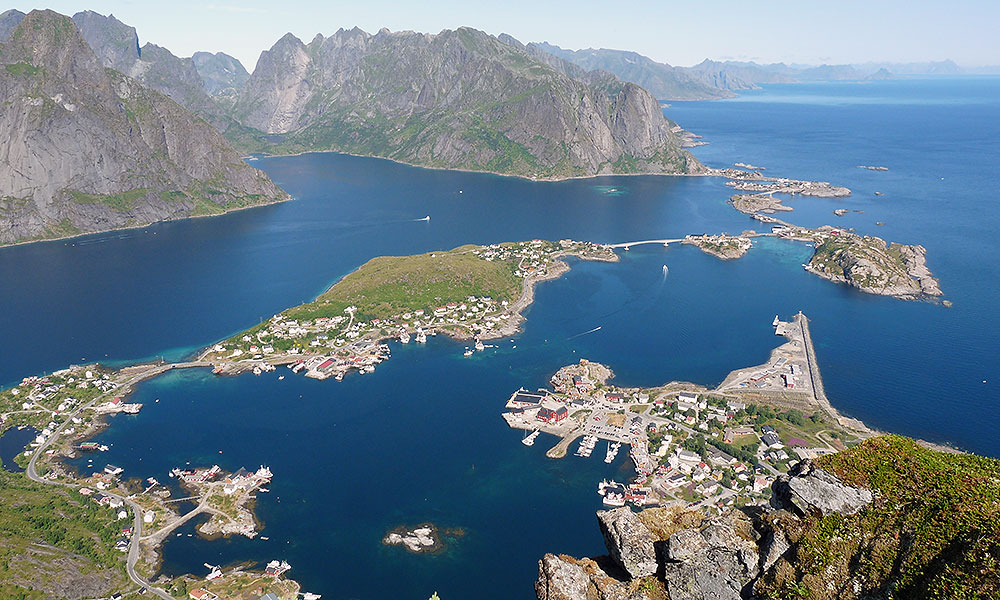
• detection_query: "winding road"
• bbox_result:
[23,362,205,600]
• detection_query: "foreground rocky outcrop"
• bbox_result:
[230,27,702,179]
[0,10,288,245]
[536,436,1000,600]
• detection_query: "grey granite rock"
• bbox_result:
[597,507,658,579]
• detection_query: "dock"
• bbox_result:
[546,429,583,459]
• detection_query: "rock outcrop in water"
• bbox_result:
[807,234,942,299]
[230,27,701,179]
[535,436,1000,600]
[0,10,288,245]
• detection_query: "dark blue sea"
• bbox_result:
[2,78,998,599]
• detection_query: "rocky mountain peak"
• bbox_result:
[72,9,140,71]
[0,9,25,41]
[0,9,288,246]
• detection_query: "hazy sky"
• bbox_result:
[21,0,1000,72]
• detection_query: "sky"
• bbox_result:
[18,0,1000,72]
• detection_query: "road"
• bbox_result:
[24,362,197,600]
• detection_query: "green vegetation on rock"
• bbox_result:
[759,436,1000,599]
[0,471,128,599]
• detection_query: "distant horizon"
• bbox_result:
[8,1,1000,73]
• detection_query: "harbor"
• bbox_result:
[501,312,872,512]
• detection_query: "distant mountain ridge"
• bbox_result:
[228,27,702,178]
[529,43,977,99]
[192,51,250,104]
[532,42,732,100]
[70,10,231,130]
[0,10,288,246]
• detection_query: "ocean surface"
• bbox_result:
[3,78,999,599]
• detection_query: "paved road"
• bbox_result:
[24,363,195,600]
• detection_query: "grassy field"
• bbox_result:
[286,245,521,321]
[0,471,128,599]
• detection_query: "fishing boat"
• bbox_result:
[597,479,627,507]
[604,442,622,464]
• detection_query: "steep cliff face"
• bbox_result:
[71,11,229,129]
[232,27,702,178]
[536,437,1000,600]
[0,10,289,246]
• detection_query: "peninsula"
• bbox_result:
[203,240,618,379]
[502,313,871,510]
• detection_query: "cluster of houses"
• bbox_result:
[501,358,838,510]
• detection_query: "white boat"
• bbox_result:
[604,442,621,464]
[464,348,474,357]
[335,373,344,381]
[253,366,262,376]
[599,480,627,506]
[278,375,284,380]
[415,329,427,343]
[474,338,485,352]
[399,331,411,344]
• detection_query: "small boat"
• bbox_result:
[464,348,474,357]
[399,331,411,344]
[253,366,262,376]
[474,338,485,352]
[335,373,344,381]
[278,375,284,380]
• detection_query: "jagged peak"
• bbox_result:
[5,10,100,72]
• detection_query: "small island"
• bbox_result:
[717,168,851,214]
[682,234,753,259]
[382,524,444,553]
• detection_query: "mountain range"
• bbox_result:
[0,8,981,246]
[225,27,700,178]
[0,10,288,245]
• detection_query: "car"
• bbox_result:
[593,416,602,421]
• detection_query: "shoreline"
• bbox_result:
[248,148,713,182]
[0,195,291,250]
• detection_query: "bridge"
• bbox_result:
[606,238,685,250]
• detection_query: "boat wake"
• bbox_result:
[567,326,602,340]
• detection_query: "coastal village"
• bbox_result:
[201,239,617,381]
[502,313,869,513]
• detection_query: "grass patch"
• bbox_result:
[299,245,521,320]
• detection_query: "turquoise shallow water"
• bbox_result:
[3,78,999,598]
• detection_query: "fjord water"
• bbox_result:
[3,78,999,598]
